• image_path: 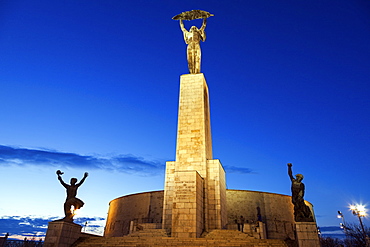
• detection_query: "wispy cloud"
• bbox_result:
[0,145,252,176]
[319,226,342,232]
[0,216,105,239]
[223,165,254,174]
[0,145,165,176]
[319,226,345,239]
[0,216,51,238]
[74,217,106,235]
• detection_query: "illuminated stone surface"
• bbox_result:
[101,73,320,247]
[295,222,321,247]
[104,189,299,240]
[44,220,82,247]
[163,73,227,237]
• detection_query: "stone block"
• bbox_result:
[171,171,204,238]
[44,220,82,247]
[295,222,320,247]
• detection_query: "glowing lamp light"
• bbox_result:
[348,203,368,246]
[358,205,366,215]
[357,205,365,211]
[349,204,367,217]
[337,210,343,218]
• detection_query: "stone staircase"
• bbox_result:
[124,229,169,238]
[203,229,254,239]
[74,229,289,247]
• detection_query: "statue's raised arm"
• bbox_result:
[200,18,207,32]
[56,170,68,188]
[179,19,187,33]
[76,172,88,187]
[287,163,294,181]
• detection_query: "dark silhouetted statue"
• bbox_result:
[287,163,314,222]
[56,170,88,222]
[257,206,262,222]
[173,10,213,74]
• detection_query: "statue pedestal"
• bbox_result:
[162,74,227,237]
[44,220,82,247]
[171,171,204,238]
[295,222,320,247]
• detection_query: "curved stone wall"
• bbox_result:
[104,190,164,237]
[104,189,314,239]
[227,190,295,239]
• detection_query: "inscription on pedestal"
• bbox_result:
[174,181,196,200]
[172,171,204,238]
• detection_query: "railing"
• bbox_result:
[4,240,43,247]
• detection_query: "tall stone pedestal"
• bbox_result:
[295,222,320,247]
[162,73,227,237]
[44,220,82,247]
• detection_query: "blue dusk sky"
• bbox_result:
[1,0,369,239]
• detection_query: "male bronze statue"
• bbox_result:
[173,10,213,74]
[56,170,88,222]
[287,163,314,222]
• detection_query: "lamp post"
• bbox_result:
[349,204,368,246]
[337,210,347,234]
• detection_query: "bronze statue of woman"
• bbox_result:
[179,18,207,74]
[173,10,213,74]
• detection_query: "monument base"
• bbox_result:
[295,222,320,247]
[44,220,82,247]
[171,170,204,238]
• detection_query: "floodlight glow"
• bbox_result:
[357,204,365,212]
[347,203,369,246]
[349,204,367,217]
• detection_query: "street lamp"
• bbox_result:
[337,210,347,233]
[349,204,368,246]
